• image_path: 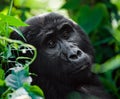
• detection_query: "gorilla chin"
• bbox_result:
[10,12,113,99]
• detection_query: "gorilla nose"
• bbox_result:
[68,50,82,61]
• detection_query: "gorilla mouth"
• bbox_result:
[70,64,90,74]
[79,65,88,70]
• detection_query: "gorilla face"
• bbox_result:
[38,24,92,78]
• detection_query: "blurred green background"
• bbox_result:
[0,0,120,98]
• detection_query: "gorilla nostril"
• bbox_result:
[69,50,82,60]
[77,50,82,56]
[69,54,78,59]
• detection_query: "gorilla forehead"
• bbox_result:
[26,13,70,30]
[24,13,73,42]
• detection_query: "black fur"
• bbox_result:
[10,13,112,99]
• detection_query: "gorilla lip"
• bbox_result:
[70,64,89,74]
[80,65,88,70]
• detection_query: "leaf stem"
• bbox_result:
[8,0,13,16]
[0,36,37,67]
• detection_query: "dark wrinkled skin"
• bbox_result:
[10,13,112,99]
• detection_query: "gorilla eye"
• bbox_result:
[61,24,73,39]
[63,31,69,39]
[47,39,56,48]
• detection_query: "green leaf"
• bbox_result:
[5,45,12,59]
[104,26,120,43]
[14,0,45,9]
[9,26,27,42]
[92,54,120,73]
[7,87,30,99]
[5,66,32,89]
[62,0,81,9]
[24,83,44,97]
[112,29,120,43]
[99,76,117,93]
[30,85,44,97]
[76,3,108,33]
[0,68,5,80]
[0,20,6,35]
[0,79,4,86]
[0,14,28,27]
[2,44,12,60]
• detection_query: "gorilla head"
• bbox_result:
[10,13,112,99]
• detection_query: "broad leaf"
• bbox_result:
[4,45,12,59]
[0,14,28,27]
[7,87,30,99]
[99,76,117,93]
[14,0,45,9]
[0,68,5,80]
[0,79,4,86]
[76,3,108,33]
[92,54,120,73]
[24,83,44,97]
[9,26,27,42]
[62,0,81,9]
[112,28,120,43]
[5,66,32,89]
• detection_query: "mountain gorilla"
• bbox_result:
[10,13,112,99]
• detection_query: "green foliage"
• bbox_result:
[4,67,44,99]
[7,87,30,99]
[24,84,44,98]
[75,3,107,33]
[62,0,81,10]
[92,54,120,73]
[5,66,32,89]
[0,14,28,37]
[0,14,28,27]
[0,68,5,80]
[9,26,27,42]
[0,36,43,99]
[0,0,43,99]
